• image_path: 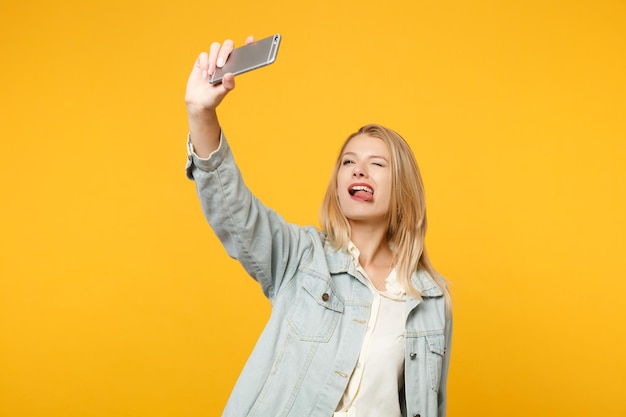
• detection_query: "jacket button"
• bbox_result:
[413,414,421,417]
[322,293,329,302]
[410,352,417,359]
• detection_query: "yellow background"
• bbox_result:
[1,0,625,416]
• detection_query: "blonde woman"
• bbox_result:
[184,36,452,417]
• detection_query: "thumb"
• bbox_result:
[221,73,236,92]
[209,73,236,108]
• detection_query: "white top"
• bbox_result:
[334,243,406,417]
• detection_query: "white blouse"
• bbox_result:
[334,243,406,417]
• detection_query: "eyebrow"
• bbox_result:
[341,151,390,162]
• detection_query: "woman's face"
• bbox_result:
[337,133,393,225]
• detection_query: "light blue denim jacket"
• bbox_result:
[186,133,452,417]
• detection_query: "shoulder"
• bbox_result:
[411,269,445,298]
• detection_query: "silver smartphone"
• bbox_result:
[208,34,281,84]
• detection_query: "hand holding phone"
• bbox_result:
[184,34,282,157]
[209,34,281,84]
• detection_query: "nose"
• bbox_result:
[352,165,368,178]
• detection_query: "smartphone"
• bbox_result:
[209,34,281,84]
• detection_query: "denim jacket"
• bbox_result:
[186,133,452,417]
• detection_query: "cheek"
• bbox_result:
[380,177,393,205]
[336,171,352,191]
[379,190,392,207]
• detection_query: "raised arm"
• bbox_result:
[184,36,321,300]
[184,36,254,157]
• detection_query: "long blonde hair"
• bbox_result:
[319,124,450,309]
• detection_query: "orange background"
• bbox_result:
[1,1,625,416]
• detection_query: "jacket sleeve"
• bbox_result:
[185,132,316,301]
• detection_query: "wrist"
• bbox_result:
[187,107,221,159]
[186,105,218,123]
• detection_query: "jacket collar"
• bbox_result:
[322,239,443,298]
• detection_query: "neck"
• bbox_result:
[349,220,393,269]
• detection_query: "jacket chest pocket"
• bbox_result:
[425,333,445,392]
[407,331,446,392]
[287,275,344,342]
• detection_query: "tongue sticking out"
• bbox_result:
[353,190,373,201]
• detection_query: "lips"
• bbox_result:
[349,183,374,201]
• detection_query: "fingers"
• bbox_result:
[216,39,234,69]
[204,36,254,76]
[196,52,209,80]
[207,42,220,75]
[191,34,252,101]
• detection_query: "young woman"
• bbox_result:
[184,36,452,417]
